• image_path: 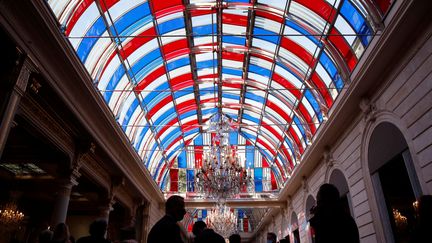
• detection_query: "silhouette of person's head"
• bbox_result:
[52,223,70,241]
[38,229,53,243]
[192,220,207,237]
[196,229,225,243]
[267,232,277,243]
[119,226,136,240]
[229,233,241,243]
[89,219,108,237]
[316,183,340,209]
[165,195,186,221]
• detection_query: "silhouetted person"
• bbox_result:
[267,232,277,243]
[76,219,110,243]
[51,223,71,243]
[194,229,225,243]
[190,220,207,242]
[147,195,186,243]
[119,226,137,243]
[229,233,241,243]
[412,195,432,242]
[38,229,53,243]
[309,183,359,243]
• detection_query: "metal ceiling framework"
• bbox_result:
[47,0,388,196]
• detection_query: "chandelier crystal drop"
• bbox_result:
[206,202,237,238]
[195,114,253,199]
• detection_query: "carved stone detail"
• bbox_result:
[359,97,377,123]
[323,147,334,167]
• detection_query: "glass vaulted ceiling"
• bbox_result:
[47,0,388,196]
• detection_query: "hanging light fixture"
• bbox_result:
[0,202,24,226]
[195,114,253,199]
[206,202,237,238]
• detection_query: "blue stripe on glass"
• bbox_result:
[173,89,194,99]
[77,17,106,63]
[293,116,306,139]
[335,76,344,91]
[111,2,150,35]
[242,113,260,124]
[229,132,239,145]
[118,16,153,43]
[194,134,203,145]
[133,56,164,84]
[166,57,190,71]
[222,36,246,45]
[304,90,323,122]
[180,110,197,120]
[246,145,254,168]
[320,52,337,78]
[341,1,366,33]
[241,130,257,143]
[160,170,168,189]
[284,137,295,157]
[285,20,321,46]
[104,65,126,102]
[192,24,217,36]
[201,107,217,116]
[222,92,240,101]
[166,144,182,161]
[184,128,199,138]
[254,168,263,192]
[276,62,303,83]
[146,143,158,168]
[196,59,217,69]
[121,98,139,130]
[187,169,195,192]
[249,64,271,78]
[259,147,272,162]
[161,128,182,148]
[178,150,187,168]
[245,91,265,103]
[222,67,243,76]
[253,27,280,44]
[158,17,185,35]
[153,159,164,180]
[130,48,162,78]
[340,1,371,46]
[134,124,150,150]
[144,82,170,110]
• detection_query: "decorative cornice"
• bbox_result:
[18,95,74,156]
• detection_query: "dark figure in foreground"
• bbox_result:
[309,183,359,243]
[192,220,207,241]
[412,195,432,243]
[267,232,277,243]
[229,233,241,243]
[194,228,225,243]
[119,226,137,243]
[76,219,111,243]
[147,195,186,243]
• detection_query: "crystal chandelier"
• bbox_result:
[0,202,24,226]
[195,114,253,199]
[206,202,237,238]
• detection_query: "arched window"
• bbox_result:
[291,212,300,243]
[305,195,316,243]
[329,169,353,216]
[368,122,421,242]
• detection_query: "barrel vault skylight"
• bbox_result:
[47,0,392,196]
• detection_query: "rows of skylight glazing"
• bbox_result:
[47,0,386,194]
